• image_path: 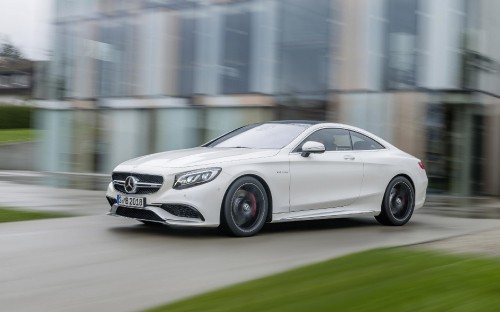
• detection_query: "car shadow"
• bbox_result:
[108,223,222,239]
[108,217,380,239]
[261,217,379,235]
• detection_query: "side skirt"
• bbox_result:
[271,208,378,223]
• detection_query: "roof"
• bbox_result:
[0,58,33,74]
[265,120,324,125]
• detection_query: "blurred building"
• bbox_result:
[0,57,33,104]
[37,0,500,196]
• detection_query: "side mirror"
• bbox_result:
[301,141,325,157]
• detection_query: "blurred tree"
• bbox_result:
[0,40,24,59]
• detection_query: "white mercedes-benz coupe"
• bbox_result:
[106,121,428,237]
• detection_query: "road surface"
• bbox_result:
[1,213,500,312]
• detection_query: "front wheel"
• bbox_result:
[375,176,415,226]
[221,177,268,237]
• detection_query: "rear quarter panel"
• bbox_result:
[356,149,427,212]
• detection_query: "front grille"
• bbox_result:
[112,172,164,194]
[112,172,163,184]
[160,204,204,220]
[114,185,160,195]
[115,206,164,222]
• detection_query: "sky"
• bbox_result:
[0,0,52,60]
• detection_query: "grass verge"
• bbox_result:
[0,207,71,223]
[0,129,35,144]
[149,248,500,312]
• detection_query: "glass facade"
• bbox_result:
[221,3,252,94]
[278,0,331,94]
[178,11,198,96]
[384,0,419,89]
[97,23,124,97]
[42,0,500,196]
[50,0,335,100]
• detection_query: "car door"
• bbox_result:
[289,128,363,212]
[349,130,389,200]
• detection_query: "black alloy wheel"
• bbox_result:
[376,176,415,226]
[221,176,268,237]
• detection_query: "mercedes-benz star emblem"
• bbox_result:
[124,176,139,194]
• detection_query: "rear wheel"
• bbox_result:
[375,176,415,226]
[221,177,268,237]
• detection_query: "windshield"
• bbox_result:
[205,123,311,149]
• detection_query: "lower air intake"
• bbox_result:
[116,207,164,222]
[160,204,204,221]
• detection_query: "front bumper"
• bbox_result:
[105,171,232,227]
[108,204,212,226]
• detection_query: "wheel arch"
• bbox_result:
[375,173,416,225]
[380,174,416,210]
[220,174,273,224]
[393,173,415,193]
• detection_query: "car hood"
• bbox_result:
[119,147,279,169]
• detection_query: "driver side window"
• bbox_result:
[295,128,352,152]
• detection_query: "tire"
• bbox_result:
[375,176,415,226]
[220,176,268,237]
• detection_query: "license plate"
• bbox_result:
[117,195,145,208]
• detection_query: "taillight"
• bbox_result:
[418,161,425,169]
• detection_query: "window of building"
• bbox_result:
[384,0,419,89]
[221,3,252,94]
[278,0,330,94]
[96,19,129,98]
[0,75,9,88]
[178,12,198,96]
[12,74,29,87]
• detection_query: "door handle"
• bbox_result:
[344,155,355,160]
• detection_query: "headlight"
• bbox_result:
[173,168,221,190]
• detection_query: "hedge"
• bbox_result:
[0,106,33,129]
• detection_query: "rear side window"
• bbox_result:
[350,131,385,150]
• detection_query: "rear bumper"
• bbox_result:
[414,176,428,210]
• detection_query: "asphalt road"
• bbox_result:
[2,213,500,312]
